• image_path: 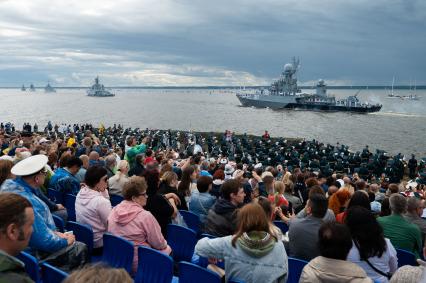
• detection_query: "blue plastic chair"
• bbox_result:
[102,233,134,274]
[396,248,417,267]
[180,210,201,234]
[66,221,94,254]
[17,252,41,283]
[192,234,224,269]
[110,194,124,207]
[64,194,76,221]
[167,224,197,262]
[273,221,289,234]
[41,262,68,283]
[52,214,65,233]
[179,261,221,283]
[47,188,64,204]
[287,257,308,283]
[134,246,176,283]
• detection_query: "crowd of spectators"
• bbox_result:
[0,122,426,282]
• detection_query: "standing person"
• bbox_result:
[0,193,34,283]
[195,203,288,283]
[299,222,372,283]
[75,166,112,256]
[408,155,418,180]
[346,206,398,283]
[124,137,146,170]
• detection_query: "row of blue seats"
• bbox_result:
[48,189,418,281]
[18,237,246,283]
[48,188,289,235]
[47,188,124,222]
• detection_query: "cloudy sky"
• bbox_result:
[0,0,425,86]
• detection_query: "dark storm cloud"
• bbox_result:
[0,0,425,86]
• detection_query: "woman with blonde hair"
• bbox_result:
[281,171,292,185]
[108,160,130,196]
[195,203,288,283]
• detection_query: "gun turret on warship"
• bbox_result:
[87,76,115,97]
[236,58,382,113]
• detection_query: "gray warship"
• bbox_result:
[236,58,382,113]
[44,82,56,93]
[87,77,115,97]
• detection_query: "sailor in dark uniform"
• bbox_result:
[408,154,418,179]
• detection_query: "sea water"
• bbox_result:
[1,88,425,157]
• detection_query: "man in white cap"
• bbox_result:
[0,155,87,269]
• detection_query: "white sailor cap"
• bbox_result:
[11,155,48,176]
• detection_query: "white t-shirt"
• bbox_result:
[347,238,398,283]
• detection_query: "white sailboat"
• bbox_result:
[404,79,420,100]
[387,77,400,98]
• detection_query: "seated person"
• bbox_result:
[108,176,171,273]
[0,193,34,283]
[0,155,87,270]
[300,222,371,283]
[76,166,112,256]
[204,179,245,237]
[189,176,216,223]
[288,193,328,261]
[195,203,288,283]
[49,155,82,194]
[377,194,422,258]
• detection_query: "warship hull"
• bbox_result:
[286,103,382,113]
[236,94,297,109]
[237,94,381,113]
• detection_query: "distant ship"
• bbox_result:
[387,76,401,99]
[29,84,36,92]
[21,85,26,91]
[44,82,56,93]
[403,80,420,100]
[236,58,382,113]
[87,77,115,97]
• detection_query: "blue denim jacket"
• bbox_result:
[189,191,216,223]
[0,178,68,253]
[195,236,288,283]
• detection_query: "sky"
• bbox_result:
[0,0,425,87]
